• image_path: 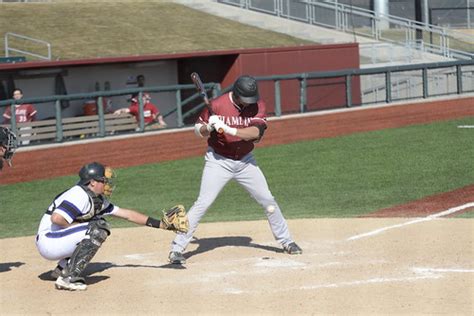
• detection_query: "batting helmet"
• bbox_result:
[78,162,116,196]
[232,75,259,104]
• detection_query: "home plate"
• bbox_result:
[254,257,306,268]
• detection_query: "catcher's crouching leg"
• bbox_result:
[55,219,110,291]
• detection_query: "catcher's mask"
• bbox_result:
[78,162,116,197]
[232,75,259,104]
[0,127,17,167]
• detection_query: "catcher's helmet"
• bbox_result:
[78,162,107,185]
[0,127,17,164]
[78,162,116,196]
[232,75,259,104]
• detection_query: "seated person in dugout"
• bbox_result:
[114,93,167,128]
[35,162,188,291]
[2,89,37,124]
[3,89,37,145]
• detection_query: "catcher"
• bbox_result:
[35,161,188,291]
[0,126,17,171]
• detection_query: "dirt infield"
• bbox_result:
[366,184,474,217]
[1,96,473,315]
[1,218,473,315]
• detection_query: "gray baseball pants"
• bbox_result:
[171,148,293,253]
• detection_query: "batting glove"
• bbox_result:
[208,115,220,125]
[214,120,237,136]
[207,115,221,132]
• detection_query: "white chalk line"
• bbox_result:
[121,254,473,295]
[347,202,474,241]
[300,275,440,290]
[413,267,474,274]
[300,267,474,291]
[124,252,156,260]
[457,125,474,128]
[120,209,474,295]
[221,266,473,294]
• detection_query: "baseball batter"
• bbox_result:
[168,75,302,264]
[36,162,188,291]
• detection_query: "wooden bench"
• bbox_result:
[3,113,138,145]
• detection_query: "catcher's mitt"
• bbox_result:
[161,205,189,233]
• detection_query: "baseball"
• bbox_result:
[267,205,275,213]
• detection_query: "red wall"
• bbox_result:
[224,43,361,113]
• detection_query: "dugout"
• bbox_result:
[0,43,360,126]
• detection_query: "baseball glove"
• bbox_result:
[161,205,189,233]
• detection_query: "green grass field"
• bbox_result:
[1,117,473,238]
[2,2,470,62]
[456,210,474,218]
[0,2,311,60]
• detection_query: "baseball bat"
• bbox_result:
[190,72,224,134]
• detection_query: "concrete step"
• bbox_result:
[174,0,453,65]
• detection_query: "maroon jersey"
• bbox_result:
[197,92,267,160]
[129,101,159,124]
[3,104,37,123]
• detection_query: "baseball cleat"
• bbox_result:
[55,276,87,291]
[283,242,303,255]
[168,251,186,264]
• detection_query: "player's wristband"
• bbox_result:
[146,216,161,229]
[194,123,205,138]
[226,127,237,136]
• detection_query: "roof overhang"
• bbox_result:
[0,43,357,71]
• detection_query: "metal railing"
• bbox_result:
[4,32,52,61]
[1,59,472,146]
[253,60,473,114]
[218,0,474,60]
[0,83,220,142]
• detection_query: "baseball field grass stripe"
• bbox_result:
[1,117,473,239]
[347,202,474,241]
